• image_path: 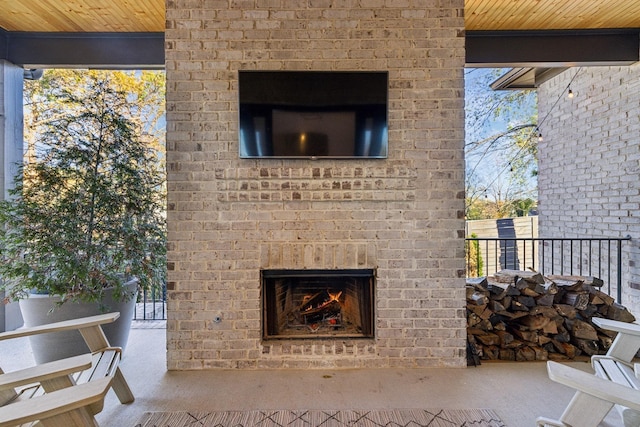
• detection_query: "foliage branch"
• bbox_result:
[0,70,166,305]
[465,69,538,220]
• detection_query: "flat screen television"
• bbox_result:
[239,71,388,159]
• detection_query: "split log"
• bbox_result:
[466,271,636,362]
[521,287,541,298]
[542,320,559,335]
[539,335,553,345]
[535,293,555,306]
[563,292,589,310]
[572,338,599,356]
[499,348,515,361]
[607,303,636,322]
[489,300,507,313]
[486,280,520,299]
[494,269,545,284]
[511,300,530,312]
[590,289,615,306]
[467,304,487,317]
[555,304,577,319]
[532,346,549,360]
[552,340,578,358]
[466,277,488,288]
[567,319,598,340]
[536,279,559,295]
[517,295,536,308]
[598,334,613,351]
[516,346,537,361]
[496,330,514,347]
[475,332,501,346]
[467,290,489,306]
[548,275,604,290]
[518,315,552,331]
[509,327,539,344]
[554,327,571,343]
[483,346,500,360]
[529,305,561,319]
[579,304,598,318]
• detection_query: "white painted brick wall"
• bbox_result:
[538,64,640,318]
[165,1,466,369]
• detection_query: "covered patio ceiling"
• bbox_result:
[0,0,639,77]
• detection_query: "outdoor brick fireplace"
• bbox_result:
[165,0,467,370]
[262,269,375,339]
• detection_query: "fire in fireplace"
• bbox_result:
[261,269,375,339]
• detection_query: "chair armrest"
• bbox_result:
[0,377,112,427]
[546,361,640,412]
[592,318,640,362]
[0,313,120,341]
[0,354,92,391]
[592,318,640,336]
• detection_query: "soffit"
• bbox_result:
[465,0,640,31]
[0,0,165,32]
[0,0,638,73]
[1,0,639,33]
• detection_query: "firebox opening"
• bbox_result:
[261,269,375,340]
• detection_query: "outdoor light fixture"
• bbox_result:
[567,88,574,99]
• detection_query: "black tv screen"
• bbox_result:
[239,71,388,159]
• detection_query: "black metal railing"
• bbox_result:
[132,236,632,319]
[465,237,632,303]
[133,284,167,321]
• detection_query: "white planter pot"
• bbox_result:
[19,279,138,364]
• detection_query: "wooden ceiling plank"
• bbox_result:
[464,0,494,30]
[596,2,640,27]
[464,0,640,31]
[0,0,164,33]
[31,1,87,32]
[0,2,64,32]
[556,1,603,28]
[483,0,518,31]
[508,1,547,30]
[1,0,639,33]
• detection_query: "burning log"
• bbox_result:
[294,290,344,327]
[302,299,341,322]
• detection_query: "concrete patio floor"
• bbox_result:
[0,321,625,427]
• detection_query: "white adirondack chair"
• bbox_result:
[538,318,640,427]
[0,312,134,426]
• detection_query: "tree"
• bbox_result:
[465,68,538,219]
[24,70,165,163]
[0,69,166,304]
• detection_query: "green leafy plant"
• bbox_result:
[0,70,166,305]
[466,233,484,278]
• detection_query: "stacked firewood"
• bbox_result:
[466,269,636,364]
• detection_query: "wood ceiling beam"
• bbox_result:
[0,30,164,69]
[466,29,640,67]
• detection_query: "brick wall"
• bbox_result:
[538,64,640,318]
[165,1,467,369]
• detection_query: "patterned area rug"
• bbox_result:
[135,409,506,427]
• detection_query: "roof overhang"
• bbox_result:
[468,29,640,90]
[0,29,164,69]
[0,27,638,77]
[490,68,567,90]
[466,29,640,68]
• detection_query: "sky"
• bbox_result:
[464,68,538,204]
